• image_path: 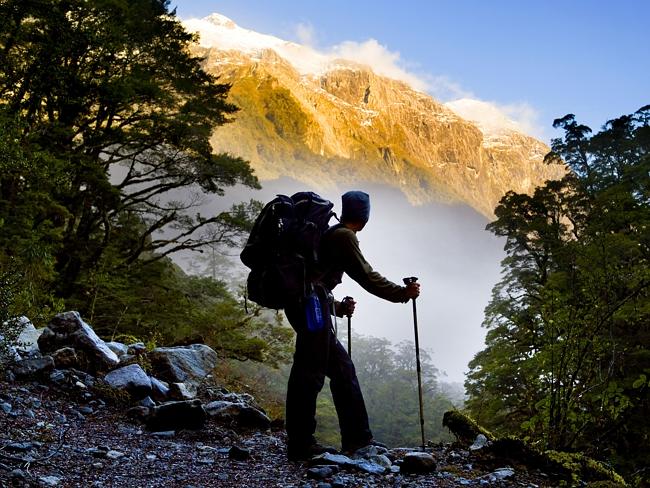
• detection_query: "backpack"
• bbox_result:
[240,191,336,309]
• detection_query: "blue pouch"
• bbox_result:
[305,291,325,332]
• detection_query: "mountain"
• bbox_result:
[184,14,565,218]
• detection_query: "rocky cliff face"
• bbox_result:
[189,16,564,218]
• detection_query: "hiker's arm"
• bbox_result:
[334,230,409,303]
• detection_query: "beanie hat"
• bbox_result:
[341,191,371,223]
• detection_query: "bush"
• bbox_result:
[0,262,22,363]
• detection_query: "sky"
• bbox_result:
[169,1,648,382]
[174,0,649,143]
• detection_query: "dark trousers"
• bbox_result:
[285,292,372,450]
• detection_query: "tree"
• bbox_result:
[0,0,259,297]
[466,107,650,481]
[316,335,454,448]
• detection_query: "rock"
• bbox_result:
[491,467,515,480]
[6,442,34,452]
[139,396,156,408]
[49,368,96,389]
[228,445,251,461]
[127,342,146,355]
[400,452,437,474]
[352,444,389,458]
[87,447,109,458]
[79,406,94,415]
[351,460,386,475]
[204,400,271,429]
[14,317,43,356]
[307,466,335,480]
[39,475,61,486]
[104,364,152,399]
[369,454,392,468]
[443,410,494,444]
[309,452,354,467]
[147,344,217,386]
[168,382,197,400]
[141,400,206,432]
[1,402,12,413]
[470,433,491,451]
[150,430,175,438]
[149,376,170,402]
[9,469,27,482]
[106,450,125,460]
[51,347,79,369]
[12,356,55,378]
[106,342,128,357]
[38,312,119,372]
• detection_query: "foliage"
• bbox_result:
[466,106,650,482]
[211,359,292,421]
[0,0,294,369]
[0,261,22,363]
[0,0,259,299]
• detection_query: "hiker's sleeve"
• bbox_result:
[334,230,409,303]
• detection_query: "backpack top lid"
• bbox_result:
[240,192,336,270]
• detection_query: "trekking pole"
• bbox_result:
[343,296,354,358]
[403,276,425,452]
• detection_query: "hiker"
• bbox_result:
[285,190,421,461]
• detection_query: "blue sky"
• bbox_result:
[174,0,648,143]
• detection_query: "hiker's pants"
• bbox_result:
[284,289,372,450]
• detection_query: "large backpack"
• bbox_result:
[240,191,336,309]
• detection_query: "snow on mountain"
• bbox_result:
[183,13,542,141]
[445,99,521,136]
[183,14,332,75]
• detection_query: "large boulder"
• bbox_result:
[106,342,128,358]
[14,317,43,356]
[38,312,119,372]
[104,364,152,400]
[128,400,206,432]
[12,356,55,378]
[400,452,437,473]
[147,344,217,386]
[204,400,271,429]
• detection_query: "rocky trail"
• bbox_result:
[0,379,557,488]
[0,312,621,487]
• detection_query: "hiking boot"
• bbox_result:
[287,440,338,462]
[342,438,388,456]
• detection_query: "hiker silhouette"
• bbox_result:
[285,190,420,461]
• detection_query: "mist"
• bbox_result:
[175,177,505,384]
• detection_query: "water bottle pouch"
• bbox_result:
[305,291,325,332]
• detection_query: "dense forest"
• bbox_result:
[0,0,648,485]
[466,108,650,484]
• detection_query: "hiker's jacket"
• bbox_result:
[318,224,409,303]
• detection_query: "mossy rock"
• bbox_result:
[442,410,495,443]
[441,411,626,486]
[545,451,626,487]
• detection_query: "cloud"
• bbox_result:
[327,39,430,92]
[294,22,316,47]
[445,98,546,139]
[498,102,544,139]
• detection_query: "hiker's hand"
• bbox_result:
[404,282,420,299]
[338,298,356,317]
